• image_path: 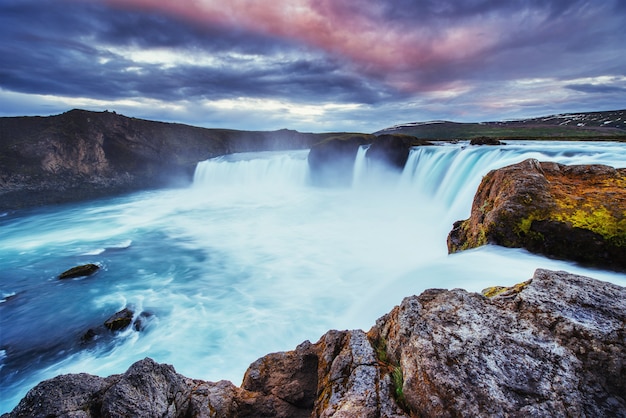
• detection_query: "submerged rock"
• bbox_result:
[5,269,625,417]
[58,263,100,279]
[447,158,626,271]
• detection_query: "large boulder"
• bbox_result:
[369,269,626,417]
[5,269,625,417]
[447,158,626,271]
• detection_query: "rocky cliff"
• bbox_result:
[4,269,625,417]
[448,159,626,271]
[0,110,329,210]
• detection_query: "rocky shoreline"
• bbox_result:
[4,269,625,417]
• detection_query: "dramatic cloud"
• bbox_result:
[0,0,624,131]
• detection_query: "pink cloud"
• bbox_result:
[102,0,497,93]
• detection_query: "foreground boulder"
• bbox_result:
[4,269,625,417]
[448,158,626,271]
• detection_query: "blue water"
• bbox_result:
[1,141,625,413]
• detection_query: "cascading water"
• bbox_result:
[1,141,625,413]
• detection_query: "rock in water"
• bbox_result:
[5,269,626,417]
[447,158,626,271]
[103,308,134,332]
[58,263,100,279]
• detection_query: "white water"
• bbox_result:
[1,141,625,413]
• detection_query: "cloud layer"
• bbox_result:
[1,0,624,131]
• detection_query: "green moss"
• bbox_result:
[370,336,413,414]
[553,207,626,246]
[391,366,407,405]
[482,279,532,298]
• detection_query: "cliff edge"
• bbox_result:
[0,110,326,210]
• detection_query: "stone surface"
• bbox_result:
[447,158,626,271]
[369,269,626,417]
[103,307,134,332]
[366,134,432,171]
[4,269,625,417]
[58,263,100,279]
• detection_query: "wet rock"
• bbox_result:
[307,134,374,187]
[59,263,100,279]
[103,307,134,332]
[5,269,625,417]
[447,159,626,271]
[367,134,432,170]
[470,136,504,145]
[133,311,154,331]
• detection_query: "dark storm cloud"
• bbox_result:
[566,84,626,94]
[0,0,394,106]
[0,0,624,131]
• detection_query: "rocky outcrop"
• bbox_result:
[5,269,626,417]
[448,158,626,271]
[307,134,374,187]
[307,133,431,186]
[469,136,504,145]
[0,110,329,210]
[367,134,433,171]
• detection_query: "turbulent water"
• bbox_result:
[1,141,626,413]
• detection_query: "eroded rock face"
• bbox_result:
[447,158,626,271]
[372,269,626,417]
[307,134,374,187]
[0,110,327,210]
[5,269,625,417]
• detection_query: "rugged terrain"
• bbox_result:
[4,269,625,417]
[0,109,331,210]
[447,159,626,271]
[377,109,626,140]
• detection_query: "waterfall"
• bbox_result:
[193,150,310,189]
[352,145,370,187]
[2,140,626,414]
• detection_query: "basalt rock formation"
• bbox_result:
[0,109,328,211]
[5,269,626,417]
[306,134,374,187]
[448,158,626,271]
[366,134,433,171]
[307,133,431,187]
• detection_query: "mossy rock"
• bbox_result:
[482,280,532,298]
[448,159,626,271]
[104,308,134,332]
[59,263,100,279]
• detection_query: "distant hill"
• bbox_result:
[376,109,626,140]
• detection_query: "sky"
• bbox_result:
[1,0,625,133]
